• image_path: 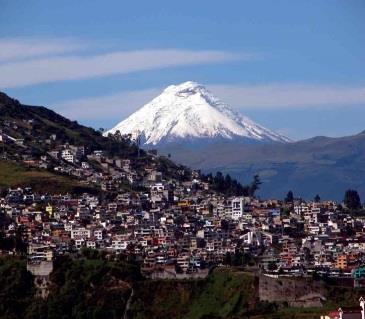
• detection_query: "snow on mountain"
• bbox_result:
[106,81,291,145]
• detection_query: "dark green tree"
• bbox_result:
[224,174,232,189]
[314,194,321,203]
[224,252,232,266]
[249,174,262,197]
[267,261,278,271]
[0,257,35,318]
[344,189,361,210]
[285,190,294,203]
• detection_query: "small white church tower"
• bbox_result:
[360,296,365,319]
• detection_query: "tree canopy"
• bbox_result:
[203,172,261,197]
[344,189,362,210]
[285,190,294,203]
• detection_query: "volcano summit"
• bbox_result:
[107,81,290,145]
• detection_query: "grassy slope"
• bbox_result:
[45,257,136,319]
[129,269,365,319]
[0,160,89,194]
[185,270,256,319]
[130,269,262,319]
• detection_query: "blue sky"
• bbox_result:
[0,0,364,139]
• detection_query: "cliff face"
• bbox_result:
[259,274,326,307]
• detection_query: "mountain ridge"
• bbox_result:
[160,130,365,200]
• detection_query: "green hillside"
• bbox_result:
[129,269,326,319]
[0,160,91,194]
[130,269,261,319]
[1,255,365,319]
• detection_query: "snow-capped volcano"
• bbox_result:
[106,81,291,145]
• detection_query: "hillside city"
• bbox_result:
[1,94,365,319]
[1,120,364,283]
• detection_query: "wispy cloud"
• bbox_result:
[56,88,161,121]
[0,48,243,88]
[210,83,365,108]
[0,38,84,63]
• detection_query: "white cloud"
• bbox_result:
[0,38,84,63]
[209,83,365,108]
[0,49,242,88]
[56,88,161,121]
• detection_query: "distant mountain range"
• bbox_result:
[159,132,365,200]
[107,81,290,144]
[107,82,365,201]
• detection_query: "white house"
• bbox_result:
[231,197,245,220]
[61,149,74,163]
